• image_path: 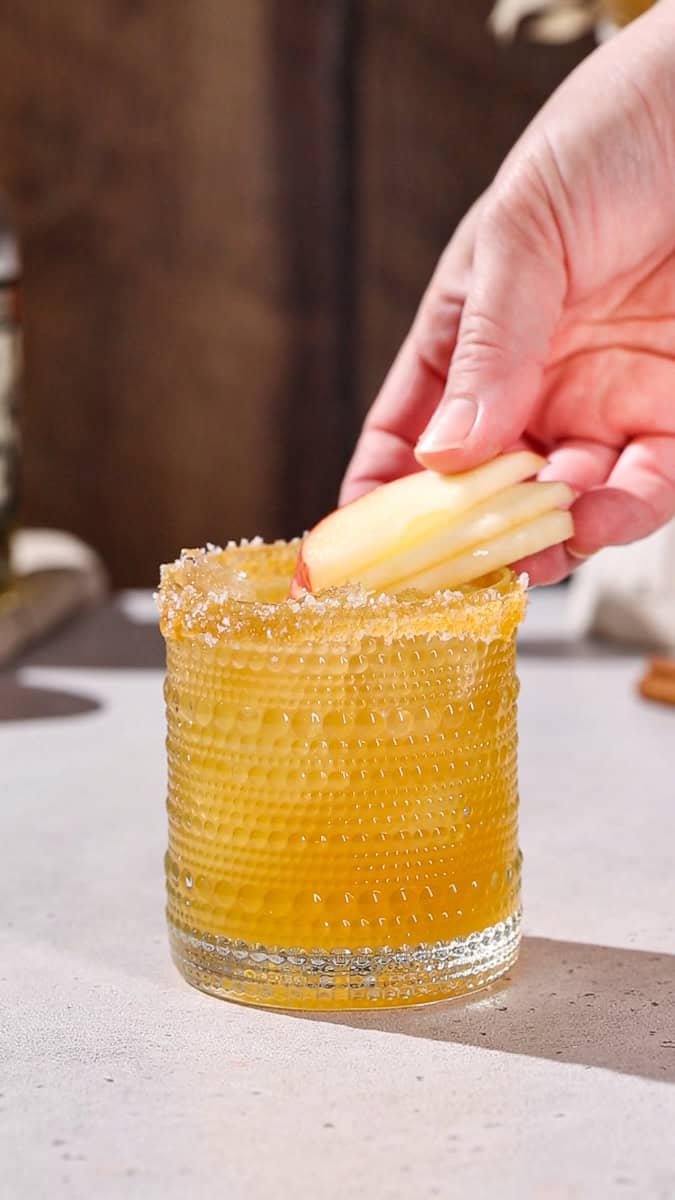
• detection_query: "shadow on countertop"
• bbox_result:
[19,599,165,671]
[0,674,101,720]
[300,937,675,1085]
[1,597,163,719]
[518,637,642,659]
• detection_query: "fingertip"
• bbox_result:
[414,441,481,473]
[415,381,535,475]
[512,543,577,586]
[414,421,500,474]
[567,487,644,556]
[415,397,478,455]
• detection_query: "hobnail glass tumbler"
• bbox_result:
[158,540,526,1010]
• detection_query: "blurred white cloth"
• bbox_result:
[0,529,108,664]
[567,520,675,649]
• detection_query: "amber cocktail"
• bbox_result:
[158,540,525,1009]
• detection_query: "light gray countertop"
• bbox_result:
[2,590,674,1199]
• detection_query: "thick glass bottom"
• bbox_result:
[168,909,521,1010]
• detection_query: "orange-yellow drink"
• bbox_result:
[158,540,526,1009]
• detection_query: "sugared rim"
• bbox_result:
[157,539,527,645]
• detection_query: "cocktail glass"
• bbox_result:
[158,539,525,1010]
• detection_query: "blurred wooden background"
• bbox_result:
[0,1,591,584]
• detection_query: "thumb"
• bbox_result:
[415,187,566,471]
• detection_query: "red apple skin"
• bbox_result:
[289,490,364,598]
[289,547,311,598]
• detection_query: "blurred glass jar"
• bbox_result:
[603,0,654,24]
[0,209,21,592]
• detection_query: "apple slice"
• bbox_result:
[401,508,574,592]
[291,454,576,597]
[290,452,577,598]
[358,480,573,590]
[290,451,546,597]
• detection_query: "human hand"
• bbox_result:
[341,2,675,583]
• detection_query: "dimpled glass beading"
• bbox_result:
[158,540,526,1010]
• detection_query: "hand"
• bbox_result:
[341,2,675,583]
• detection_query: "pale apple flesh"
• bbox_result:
[289,452,574,598]
[356,480,573,591]
[400,508,573,592]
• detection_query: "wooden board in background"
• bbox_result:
[0,1,591,584]
[353,0,592,417]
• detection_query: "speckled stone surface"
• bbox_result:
[2,589,674,1199]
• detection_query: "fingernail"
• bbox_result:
[417,398,478,453]
[567,547,592,560]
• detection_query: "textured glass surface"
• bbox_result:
[158,542,526,1010]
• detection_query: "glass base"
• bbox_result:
[168,909,521,1011]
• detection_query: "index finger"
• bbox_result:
[339,336,445,504]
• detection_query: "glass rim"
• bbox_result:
[157,540,527,647]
